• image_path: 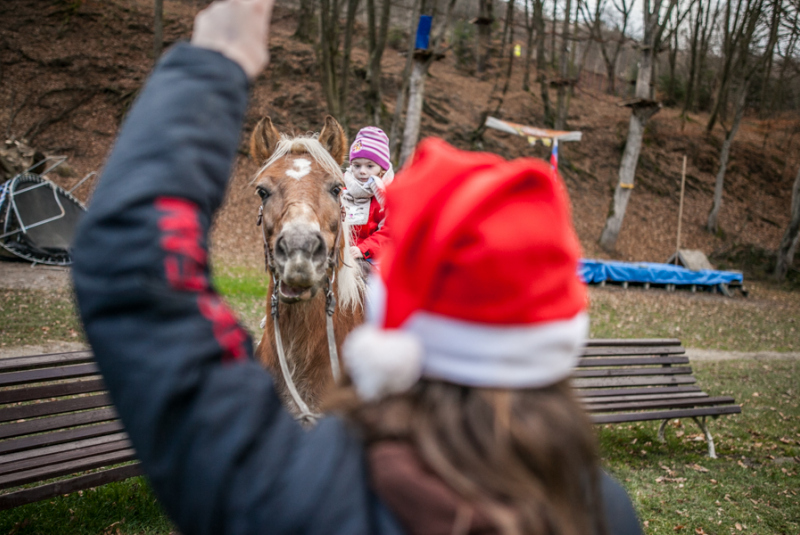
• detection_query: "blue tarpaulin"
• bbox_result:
[579,259,743,286]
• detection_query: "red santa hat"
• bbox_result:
[342,138,588,401]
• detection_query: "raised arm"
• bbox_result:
[71,3,399,533]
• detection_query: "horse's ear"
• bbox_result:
[318,116,347,165]
[250,117,281,163]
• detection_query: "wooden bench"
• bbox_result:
[575,338,741,458]
[0,351,140,510]
[0,338,740,508]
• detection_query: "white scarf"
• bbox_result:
[342,166,394,225]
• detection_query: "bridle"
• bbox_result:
[256,200,344,425]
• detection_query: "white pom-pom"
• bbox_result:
[342,325,423,401]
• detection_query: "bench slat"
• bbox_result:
[577,356,690,367]
[0,421,125,455]
[573,366,692,378]
[576,385,703,398]
[581,346,685,357]
[0,393,113,423]
[592,405,742,424]
[0,378,106,405]
[0,408,118,440]
[0,364,99,388]
[584,339,682,347]
[0,432,130,466]
[586,396,737,413]
[0,449,138,491]
[572,375,696,389]
[0,463,142,511]
[0,352,94,373]
[0,439,132,477]
[581,391,709,404]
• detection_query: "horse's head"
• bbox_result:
[250,116,351,303]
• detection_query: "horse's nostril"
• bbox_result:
[312,234,326,264]
[275,236,289,261]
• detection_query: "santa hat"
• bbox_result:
[342,138,588,401]
[349,127,391,170]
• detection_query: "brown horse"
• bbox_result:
[250,116,364,422]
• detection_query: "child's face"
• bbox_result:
[351,158,384,183]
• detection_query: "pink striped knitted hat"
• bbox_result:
[349,127,391,170]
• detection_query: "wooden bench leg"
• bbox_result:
[691,416,717,459]
[657,419,670,443]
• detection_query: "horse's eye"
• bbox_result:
[256,187,271,201]
[330,185,342,198]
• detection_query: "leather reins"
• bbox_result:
[256,202,343,425]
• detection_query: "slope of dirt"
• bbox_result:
[1,0,798,275]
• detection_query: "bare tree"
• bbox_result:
[554,0,573,129]
[317,0,360,131]
[706,0,765,233]
[399,0,460,165]
[294,0,317,42]
[365,0,393,126]
[389,0,424,161]
[583,0,634,95]
[154,0,164,61]
[500,0,517,60]
[476,0,494,73]
[599,0,677,251]
[523,0,537,91]
[775,164,800,280]
[757,0,783,114]
[536,0,555,125]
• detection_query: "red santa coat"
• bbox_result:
[352,195,390,260]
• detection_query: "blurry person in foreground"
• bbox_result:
[71,0,642,533]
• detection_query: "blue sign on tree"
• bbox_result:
[415,15,432,50]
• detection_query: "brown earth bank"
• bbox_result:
[1,0,799,278]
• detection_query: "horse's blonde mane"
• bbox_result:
[253,133,364,311]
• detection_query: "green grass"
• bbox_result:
[600,359,800,535]
[0,289,84,348]
[588,285,800,352]
[0,477,173,534]
[210,265,269,335]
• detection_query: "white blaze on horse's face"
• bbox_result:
[286,158,311,180]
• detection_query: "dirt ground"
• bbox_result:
[0,261,72,291]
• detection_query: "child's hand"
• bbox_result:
[350,246,363,259]
[191,0,275,79]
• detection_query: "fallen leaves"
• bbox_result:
[688,463,709,473]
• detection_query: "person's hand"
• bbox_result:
[350,246,363,259]
[191,0,275,79]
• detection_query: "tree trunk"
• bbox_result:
[389,0,423,161]
[365,0,392,126]
[550,0,558,68]
[477,0,494,73]
[683,0,702,114]
[153,0,163,61]
[522,0,535,92]
[338,0,361,133]
[774,164,800,280]
[535,0,554,126]
[294,0,316,42]
[499,0,515,61]
[707,82,748,234]
[599,0,674,250]
[318,0,341,119]
[555,0,572,129]
[400,59,427,165]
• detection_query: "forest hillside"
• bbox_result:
[1,0,797,280]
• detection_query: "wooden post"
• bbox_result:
[675,155,687,265]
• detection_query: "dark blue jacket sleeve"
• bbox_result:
[72,43,402,535]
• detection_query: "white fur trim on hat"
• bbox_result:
[342,324,423,401]
[404,311,589,388]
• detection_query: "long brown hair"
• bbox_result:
[329,379,607,535]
